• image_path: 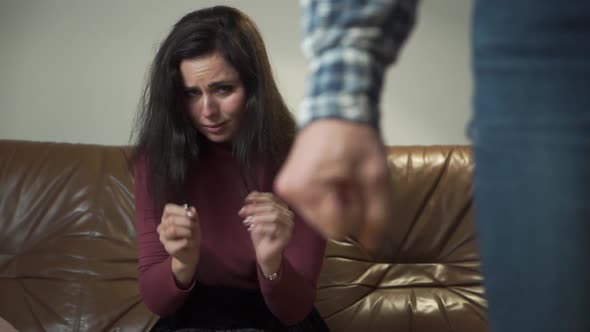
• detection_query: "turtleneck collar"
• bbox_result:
[203,140,234,159]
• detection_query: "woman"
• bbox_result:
[131,6,329,332]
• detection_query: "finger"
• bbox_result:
[164,224,193,239]
[159,219,194,241]
[243,193,291,214]
[316,181,361,241]
[248,221,279,238]
[163,204,198,220]
[161,225,195,243]
[166,214,197,229]
[288,156,359,240]
[186,206,198,220]
[239,203,272,217]
[244,212,294,228]
[274,159,316,223]
[163,203,187,218]
[357,150,392,253]
[165,238,193,255]
[277,177,346,240]
[275,147,352,240]
[245,192,282,205]
[239,201,292,217]
[243,206,294,227]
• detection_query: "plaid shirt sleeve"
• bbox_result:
[299,0,419,129]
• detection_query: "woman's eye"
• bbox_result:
[185,90,200,98]
[217,85,233,95]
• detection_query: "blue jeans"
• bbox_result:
[471,1,590,331]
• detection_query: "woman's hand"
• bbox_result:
[157,203,201,288]
[239,192,294,277]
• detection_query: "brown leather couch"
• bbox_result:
[0,140,487,332]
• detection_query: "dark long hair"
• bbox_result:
[131,6,295,209]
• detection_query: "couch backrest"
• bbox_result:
[316,146,487,331]
[0,140,157,331]
[0,141,487,332]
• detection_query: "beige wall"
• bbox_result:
[0,0,473,146]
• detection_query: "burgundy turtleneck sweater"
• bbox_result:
[134,143,326,325]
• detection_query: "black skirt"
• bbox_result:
[150,285,330,332]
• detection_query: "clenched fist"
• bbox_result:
[239,192,294,277]
[158,203,201,288]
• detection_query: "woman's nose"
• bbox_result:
[200,95,219,119]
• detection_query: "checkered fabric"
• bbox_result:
[299,0,419,129]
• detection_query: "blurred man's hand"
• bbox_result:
[275,119,393,252]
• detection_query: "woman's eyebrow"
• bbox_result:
[208,79,236,88]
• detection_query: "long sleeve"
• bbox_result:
[257,214,327,325]
[299,0,419,129]
[134,157,195,317]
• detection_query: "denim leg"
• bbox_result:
[471,1,590,331]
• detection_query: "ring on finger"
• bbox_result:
[183,203,193,218]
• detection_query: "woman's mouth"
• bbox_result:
[204,121,228,134]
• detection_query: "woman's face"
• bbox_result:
[180,51,246,143]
